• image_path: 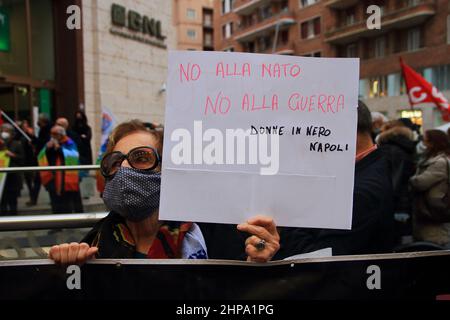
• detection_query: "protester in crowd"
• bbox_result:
[72,111,93,166]
[371,111,388,142]
[31,113,53,205]
[16,120,40,206]
[56,117,82,153]
[35,113,52,154]
[377,120,417,244]
[410,130,450,247]
[38,125,84,214]
[48,120,280,264]
[398,118,420,142]
[274,101,395,258]
[0,124,25,216]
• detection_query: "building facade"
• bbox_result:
[0,0,84,123]
[0,0,175,155]
[214,0,450,129]
[83,0,175,152]
[174,0,214,51]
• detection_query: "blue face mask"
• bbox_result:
[102,167,161,222]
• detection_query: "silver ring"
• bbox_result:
[255,239,266,251]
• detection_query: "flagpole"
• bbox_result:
[0,110,32,143]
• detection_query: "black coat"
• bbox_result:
[274,148,395,258]
[73,124,93,165]
[378,126,416,214]
[35,124,51,155]
[4,139,25,194]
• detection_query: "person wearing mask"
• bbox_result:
[0,124,25,215]
[55,117,82,153]
[48,120,280,264]
[410,130,450,247]
[275,101,395,258]
[72,111,93,166]
[38,125,84,214]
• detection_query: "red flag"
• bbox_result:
[400,58,450,121]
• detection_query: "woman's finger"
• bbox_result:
[49,245,61,263]
[76,243,90,264]
[87,247,99,260]
[237,224,273,243]
[246,216,277,234]
[59,243,70,265]
[68,243,80,264]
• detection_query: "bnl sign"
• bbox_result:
[111,4,166,41]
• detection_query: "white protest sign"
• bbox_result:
[160,51,359,229]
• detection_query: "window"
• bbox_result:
[222,0,233,15]
[204,13,212,27]
[359,79,370,98]
[345,7,356,26]
[407,27,421,51]
[187,29,196,39]
[258,36,272,52]
[387,73,405,97]
[369,76,388,98]
[300,0,318,7]
[222,22,233,39]
[246,41,255,53]
[426,64,450,91]
[346,43,357,57]
[362,73,406,98]
[280,30,289,45]
[187,9,196,20]
[300,17,321,39]
[204,33,213,47]
[374,36,386,58]
[261,6,272,19]
[407,0,420,7]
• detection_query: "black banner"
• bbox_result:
[1,251,450,300]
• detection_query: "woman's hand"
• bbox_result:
[237,216,280,263]
[48,243,98,265]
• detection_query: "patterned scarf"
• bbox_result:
[83,212,193,259]
[38,136,80,194]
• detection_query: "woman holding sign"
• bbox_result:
[48,120,280,264]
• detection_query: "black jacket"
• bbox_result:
[198,223,248,260]
[4,139,25,194]
[274,148,395,258]
[73,124,93,165]
[377,126,416,214]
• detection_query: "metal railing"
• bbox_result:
[0,165,104,229]
[0,212,108,231]
[0,165,100,173]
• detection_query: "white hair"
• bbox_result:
[371,112,388,124]
[53,125,66,136]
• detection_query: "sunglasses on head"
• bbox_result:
[100,146,160,179]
